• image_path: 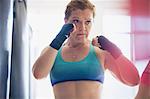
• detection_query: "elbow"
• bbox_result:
[32,66,46,80]
[128,81,139,86]
[126,74,140,86]
[128,80,140,86]
[119,71,140,86]
[131,70,140,86]
[133,74,140,86]
[33,71,43,80]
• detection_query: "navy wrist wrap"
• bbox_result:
[50,23,74,50]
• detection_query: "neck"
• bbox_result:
[68,42,85,48]
[66,39,88,49]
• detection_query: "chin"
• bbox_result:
[76,38,86,44]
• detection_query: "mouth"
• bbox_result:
[77,34,85,35]
[77,34,86,37]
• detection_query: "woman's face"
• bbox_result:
[65,9,93,43]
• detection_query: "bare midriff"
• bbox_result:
[53,81,102,99]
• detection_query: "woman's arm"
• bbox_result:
[32,46,58,79]
[93,36,140,86]
[94,47,124,83]
[32,23,74,79]
[105,53,140,86]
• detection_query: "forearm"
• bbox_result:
[32,46,58,79]
[96,36,140,86]
[105,52,139,86]
[116,55,140,86]
[33,23,73,79]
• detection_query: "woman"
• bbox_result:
[32,0,140,99]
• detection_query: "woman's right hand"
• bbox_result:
[92,36,122,59]
[50,23,74,50]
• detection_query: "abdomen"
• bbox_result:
[53,81,102,99]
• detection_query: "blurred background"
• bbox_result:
[0,0,150,99]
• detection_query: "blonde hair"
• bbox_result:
[65,0,95,19]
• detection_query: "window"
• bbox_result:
[102,15,131,59]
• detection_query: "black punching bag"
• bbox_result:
[0,0,13,98]
[9,0,29,99]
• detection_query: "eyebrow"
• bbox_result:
[72,17,79,19]
[72,17,92,21]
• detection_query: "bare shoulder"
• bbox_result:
[93,46,109,70]
[93,47,117,70]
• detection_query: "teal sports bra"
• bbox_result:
[50,44,104,86]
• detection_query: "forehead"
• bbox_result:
[69,9,93,20]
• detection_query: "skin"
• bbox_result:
[93,37,150,99]
[92,37,140,86]
[32,9,140,99]
[53,9,105,99]
[135,61,150,99]
[135,84,150,99]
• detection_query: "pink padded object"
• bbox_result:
[141,60,150,85]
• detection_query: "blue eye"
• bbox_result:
[85,20,91,25]
[73,19,79,24]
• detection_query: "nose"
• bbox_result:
[79,22,86,32]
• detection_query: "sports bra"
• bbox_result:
[50,44,104,86]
